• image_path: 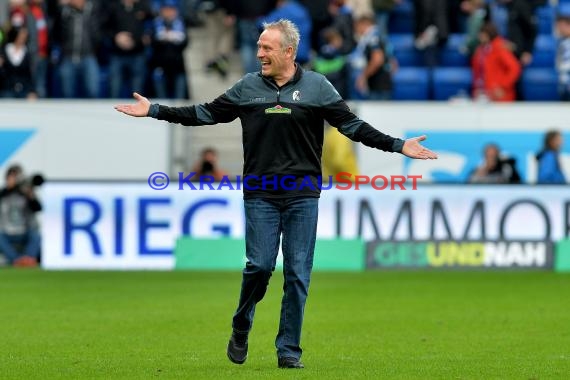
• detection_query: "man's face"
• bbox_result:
[552,134,563,151]
[161,6,178,21]
[6,173,18,189]
[556,19,570,38]
[257,29,292,78]
[203,151,217,164]
[70,0,86,10]
[354,20,366,38]
[484,146,499,163]
[478,31,489,44]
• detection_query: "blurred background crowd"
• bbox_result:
[1,0,570,101]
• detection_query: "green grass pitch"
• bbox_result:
[1,270,569,379]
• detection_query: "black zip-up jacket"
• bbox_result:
[104,0,152,55]
[148,66,404,199]
[53,1,100,60]
[506,0,538,59]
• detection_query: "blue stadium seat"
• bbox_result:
[536,5,554,34]
[392,67,430,100]
[389,34,422,67]
[432,68,472,100]
[530,35,556,68]
[389,1,414,34]
[558,3,570,16]
[521,68,559,101]
[440,34,469,67]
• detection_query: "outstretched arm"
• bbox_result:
[114,78,242,126]
[319,78,437,160]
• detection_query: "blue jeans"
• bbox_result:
[368,90,393,100]
[0,230,41,265]
[109,53,146,98]
[59,55,100,98]
[153,68,188,100]
[232,197,319,360]
[34,57,48,98]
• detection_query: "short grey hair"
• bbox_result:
[262,19,300,58]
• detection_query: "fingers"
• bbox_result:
[415,135,427,142]
[421,148,438,159]
[412,146,438,160]
[133,92,145,101]
[114,105,133,115]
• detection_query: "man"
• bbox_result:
[190,147,229,182]
[53,0,101,98]
[115,19,437,369]
[352,14,394,100]
[0,165,42,267]
[104,0,153,98]
[468,143,521,184]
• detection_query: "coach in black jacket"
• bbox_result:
[115,19,437,369]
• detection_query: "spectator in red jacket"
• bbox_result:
[472,22,521,102]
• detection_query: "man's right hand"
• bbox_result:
[114,92,151,117]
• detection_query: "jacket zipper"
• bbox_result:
[277,89,280,102]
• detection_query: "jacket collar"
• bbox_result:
[260,63,304,88]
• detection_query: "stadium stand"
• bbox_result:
[389,33,422,66]
[392,67,430,100]
[521,67,559,101]
[529,34,556,68]
[1,0,568,102]
[439,34,470,67]
[432,67,472,101]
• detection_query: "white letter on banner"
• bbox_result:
[525,242,546,267]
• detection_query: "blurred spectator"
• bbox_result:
[53,0,101,98]
[203,0,235,79]
[460,0,487,59]
[150,0,189,99]
[322,125,359,179]
[327,0,356,54]
[231,0,276,74]
[8,0,27,28]
[28,0,49,98]
[468,143,521,183]
[300,0,329,53]
[414,0,449,67]
[351,14,394,100]
[346,0,373,19]
[371,0,400,38]
[0,164,42,267]
[556,10,570,101]
[190,147,228,181]
[0,26,36,98]
[536,130,566,184]
[471,22,520,102]
[151,0,199,26]
[313,27,349,97]
[498,0,538,67]
[104,0,153,98]
[258,0,312,65]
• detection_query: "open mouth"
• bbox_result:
[261,61,271,69]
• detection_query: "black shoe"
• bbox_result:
[278,357,304,369]
[214,58,228,79]
[227,331,248,364]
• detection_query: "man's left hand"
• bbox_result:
[402,135,438,160]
